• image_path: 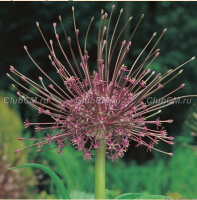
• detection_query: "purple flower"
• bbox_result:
[8,5,195,160]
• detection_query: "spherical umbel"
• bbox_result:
[8,5,196,160]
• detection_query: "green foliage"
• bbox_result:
[0,92,24,162]
[8,163,70,199]
[105,189,119,199]
[135,195,170,199]
[115,193,170,199]
[33,191,57,199]
[167,145,197,198]
[33,142,197,199]
[115,193,145,199]
[0,92,35,198]
[69,191,94,199]
[37,146,95,194]
[106,144,197,199]
[178,103,197,149]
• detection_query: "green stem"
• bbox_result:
[95,141,106,199]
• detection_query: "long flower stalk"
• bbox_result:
[95,141,106,199]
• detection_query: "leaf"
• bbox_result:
[105,189,118,199]
[8,163,70,199]
[115,193,145,199]
[135,195,171,199]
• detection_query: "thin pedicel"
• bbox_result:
[8,5,196,160]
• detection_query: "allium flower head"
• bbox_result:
[8,6,195,160]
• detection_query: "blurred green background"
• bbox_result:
[0,1,197,199]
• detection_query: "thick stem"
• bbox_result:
[95,141,106,199]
